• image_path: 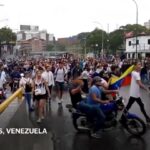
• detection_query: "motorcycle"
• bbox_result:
[66,96,146,136]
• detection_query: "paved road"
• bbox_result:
[0,86,150,150]
[43,87,150,150]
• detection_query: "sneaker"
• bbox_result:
[41,116,45,120]
[58,99,62,104]
[90,130,102,139]
[29,108,34,112]
[36,118,41,123]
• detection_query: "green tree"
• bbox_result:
[55,43,66,51]
[108,24,149,54]
[47,44,54,51]
[120,24,149,34]
[77,29,107,55]
[0,27,16,43]
[73,24,150,56]
[0,27,16,57]
[109,29,124,54]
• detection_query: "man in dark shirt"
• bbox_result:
[69,79,84,109]
[71,62,82,79]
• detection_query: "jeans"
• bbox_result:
[77,101,106,132]
[25,93,32,110]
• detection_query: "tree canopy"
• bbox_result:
[76,24,150,55]
[0,27,16,44]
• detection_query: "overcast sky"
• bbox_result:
[0,0,149,38]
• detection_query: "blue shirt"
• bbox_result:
[86,85,102,106]
[11,71,21,79]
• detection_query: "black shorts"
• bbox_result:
[48,85,53,93]
[55,81,64,91]
[34,94,47,101]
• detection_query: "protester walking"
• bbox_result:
[33,68,50,123]
[123,62,150,124]
[55,61,67,105]
[19,71,34,112]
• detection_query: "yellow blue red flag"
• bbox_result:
[109,65,134,89]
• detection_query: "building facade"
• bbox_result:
[16,38,46,56]
[144,20,150,30]
[14,25,55,55]
[126,35,150,59]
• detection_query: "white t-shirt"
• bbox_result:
[119,61,123,69]
[130,71,141,98]
[42,71,55,86]
[0,71,6,85]
[55,68,65,82]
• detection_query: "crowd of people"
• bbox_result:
[0,55,150,127]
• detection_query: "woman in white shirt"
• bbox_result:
[33,68,50,123]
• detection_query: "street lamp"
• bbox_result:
[132,0,138,59]
[93,21,104,59]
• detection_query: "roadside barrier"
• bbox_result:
[0,88,23,114]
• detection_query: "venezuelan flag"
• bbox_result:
[109,65,135,90]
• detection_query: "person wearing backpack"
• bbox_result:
[55,61,67,105]
[19,71,34,112]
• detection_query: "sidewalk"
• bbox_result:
[0,101,54,150]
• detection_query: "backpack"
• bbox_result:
[25,79,32,92]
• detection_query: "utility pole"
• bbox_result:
[93,21,104,59]
[132,0,138,59]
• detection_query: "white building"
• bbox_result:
[49,34,55,41]
[17,32,24,41]
[25,32,33,40]
[16,25,55,42]
[39,30,47,40]
[144,20,150,29]
[126,35,150,59]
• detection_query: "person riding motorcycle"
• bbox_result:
[10,66,21,92]
[78,76,118,138]
[69,76,84,109]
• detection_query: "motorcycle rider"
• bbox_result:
[74,76,117,138]
[10,66,21,92]
[69,75,84,109]
[85,76,119,138]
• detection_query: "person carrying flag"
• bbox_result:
[122,62,150,124]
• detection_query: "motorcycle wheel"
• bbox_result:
[125,117,146,136]
[73,116,90,132]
